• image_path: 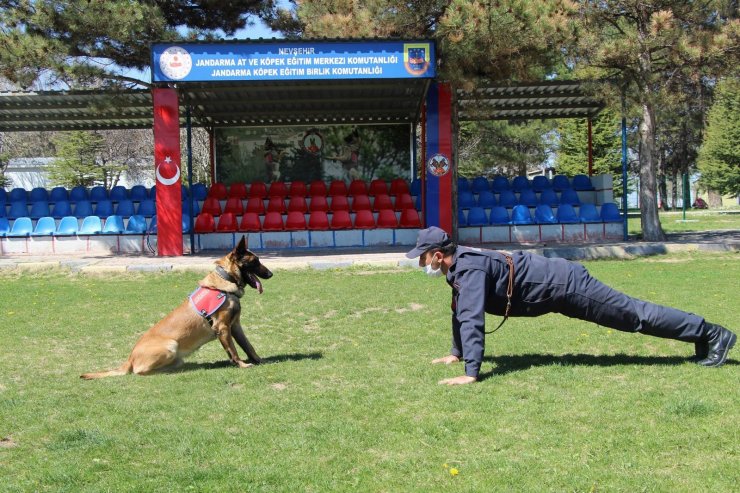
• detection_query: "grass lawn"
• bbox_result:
[628,209,740,235]
[1,252,738,492]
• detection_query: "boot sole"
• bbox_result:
[698,332,737,368]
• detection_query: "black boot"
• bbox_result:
[696,323,736,367]
[691,341,708,362]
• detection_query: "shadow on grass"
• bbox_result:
[478,353,737,380]
[177,351,323,373]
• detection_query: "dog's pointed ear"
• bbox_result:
[235,235,248,257]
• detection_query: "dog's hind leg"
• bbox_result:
[130,338,180,375]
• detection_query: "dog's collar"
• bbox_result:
[215,265,241,287]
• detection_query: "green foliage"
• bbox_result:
[698,78,740,196]
[48,131,124,188]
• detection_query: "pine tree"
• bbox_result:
[698,78,740,198]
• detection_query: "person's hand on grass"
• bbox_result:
[438,375,476,385]
[431,355,460,365]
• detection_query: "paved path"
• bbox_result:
[0,230,737,274]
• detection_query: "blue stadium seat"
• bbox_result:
[491,176,510,192]
[531,175,551,192]
[94,200,114,218]
[600,203,622,222]
[471,177,490,193]
[458,208,468,227]
[149,187,156,201]
[518,189,538,207]
[578,203,601,223]
[147,215,157,234]
[182,199,200,216]
[51,200,72,219]
[29,187,49,202]
[538,189,560,207]
[511,205,534,225]
[137,199,156,217]
[130,185,148,202]
[477,190,497,208]
[0,217,9,236]
[458,191,475,209]
[0,188,6,203]
[56,216,79,235]
[560,188,581,206]
[32,216,56,236]
[191,183,208,201]
[125,215,148,234]
[182,213,191,234]
[535,204,557,224]
[29,201,50,220]
[69,186,88,202]
[8,217,33,237]
[102,215,125,234]
[9,188,27,202]
[467,207,489,226]
[511,176,531,192]
[74,200,94,218]
[49,186,69,203]
[552,175,571,191]
[498,190,517,208]
[109,185,128,202]
[458,177,471,193]
[0,202,5,218]
[556,204,580,224]
[79,216,102,234]
[489,206,511,225]
[115,199,136,217]
[89,186,108,202]
[573,174,595,191]
[8,201,29,220]
[410,178,422,196]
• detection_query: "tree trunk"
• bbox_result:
[670,166,678,210]
[658,147,668,211]
[707,189,723,208]
[638,99,666,241]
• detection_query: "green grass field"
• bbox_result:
[628,209,740,235]
[1,252,738,492]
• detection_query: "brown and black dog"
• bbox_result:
[81,236,272,379]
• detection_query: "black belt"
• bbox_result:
[486,253,514,334]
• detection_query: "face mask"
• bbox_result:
[423,257,443,277]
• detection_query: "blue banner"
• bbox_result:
[152,40,435,83]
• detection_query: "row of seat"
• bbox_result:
[0,214,171,237]
[205,178,412,201]
[1,198,159,220]
[459,203,622,226]
[193,209,423,233]
[459,188,584,209]
[0,184,156,204]
[458,174,595,193]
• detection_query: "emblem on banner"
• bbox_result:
[403,43,430,76]
[427,153,450,177]
[156,156,181,186]
[159,46,193,81]
[302,129,324,155]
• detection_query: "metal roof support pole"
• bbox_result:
[620,90,629,241]
[587,116,594,176]
[186,105,195,255]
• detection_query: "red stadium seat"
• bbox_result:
[249,181,267,199]
[194,213,216,233]
[376,209,399,228]
[351,194,372,212]
[330,210,352,230]
[216,212,238,232]
[308,211,330,230]
[207,182,227,200]
[372,194,393,211]
[228,182,248,199]
[399,208,422,228]
[239,212,262,232]
[308,180,327,197]
[245,196,265,214]
[201,197,222,216]
[353,210,376,229]
[287,196,308,213]
[389,178,410,196]
[268,181,288,198]
[223,197,244,216]
[329,195,350,212]
[266,196,286,214]
[262,211,284,231]
[348,180,368,196]
[394,193,414,211]
[328,180,348,197]
[369,179,388,196]
[284,211,307,230]
[289,181,307,197]
[308,195,329,212]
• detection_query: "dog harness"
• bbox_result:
[189,286,227,323]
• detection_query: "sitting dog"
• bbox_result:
[81,236,272,379]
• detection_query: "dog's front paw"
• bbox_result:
[236,360,254,369]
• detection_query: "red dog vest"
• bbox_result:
[189,286,227,318]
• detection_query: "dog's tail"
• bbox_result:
[80,360,133,380]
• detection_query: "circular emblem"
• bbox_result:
[427,153,450,177]
[156,156,181,186]
[159,46,192,81]
[302,129,324,155]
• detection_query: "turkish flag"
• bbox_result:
[152,88,183,256]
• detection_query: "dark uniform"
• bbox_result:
[447,246,708,378]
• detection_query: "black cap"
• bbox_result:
[405,226,452,258]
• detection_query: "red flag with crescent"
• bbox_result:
[152,88,183,255]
